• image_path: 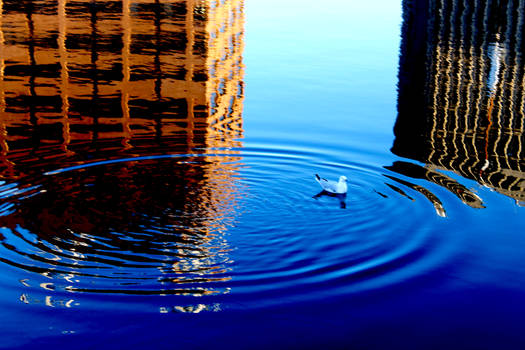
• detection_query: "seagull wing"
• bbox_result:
[315,174,338,193]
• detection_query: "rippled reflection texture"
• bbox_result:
[394,0,525,205]
[0,0,245,308]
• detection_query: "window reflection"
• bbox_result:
[394,0,525,204]
[0,0,246,302]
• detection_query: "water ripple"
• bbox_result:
[0,146,466,309]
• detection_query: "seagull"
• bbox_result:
[315,174,348,194]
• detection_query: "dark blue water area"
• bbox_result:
[4,278,525,350]
[1,1,525,349]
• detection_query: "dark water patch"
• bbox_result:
[0,154,241,302]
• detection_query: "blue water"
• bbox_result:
[0,0,524,349]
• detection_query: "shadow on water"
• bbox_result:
[0,0,245,309]
[384,0,525,215]
[313,191,347,209]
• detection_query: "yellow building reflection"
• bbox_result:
[0,0,245,301]
[0,0,244,168]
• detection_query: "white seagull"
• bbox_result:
[315,174,348,194]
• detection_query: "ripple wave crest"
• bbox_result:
[0,146,461,310]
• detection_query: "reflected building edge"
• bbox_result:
[393,0,525,205]
[0,0,245,302]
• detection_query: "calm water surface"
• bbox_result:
[1,0,524,349]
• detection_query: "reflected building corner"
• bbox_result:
[0,0,247,288]
[393,0,525,203]
[202,0,245,151]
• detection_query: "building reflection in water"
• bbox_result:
[392,0,525,209]
[0,0,245,306]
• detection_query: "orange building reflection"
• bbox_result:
[0,0,245,301]
[0,0,244,173]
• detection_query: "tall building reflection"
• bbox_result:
[394,0,525,203]
[0,0,244,172]
[0,0,245,300]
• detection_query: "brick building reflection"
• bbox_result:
[0,0,244,174]
[394,0,525,203]
[0,0,245,294]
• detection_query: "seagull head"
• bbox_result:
[339,176,347,183]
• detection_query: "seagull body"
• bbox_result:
[315,174,348,194]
